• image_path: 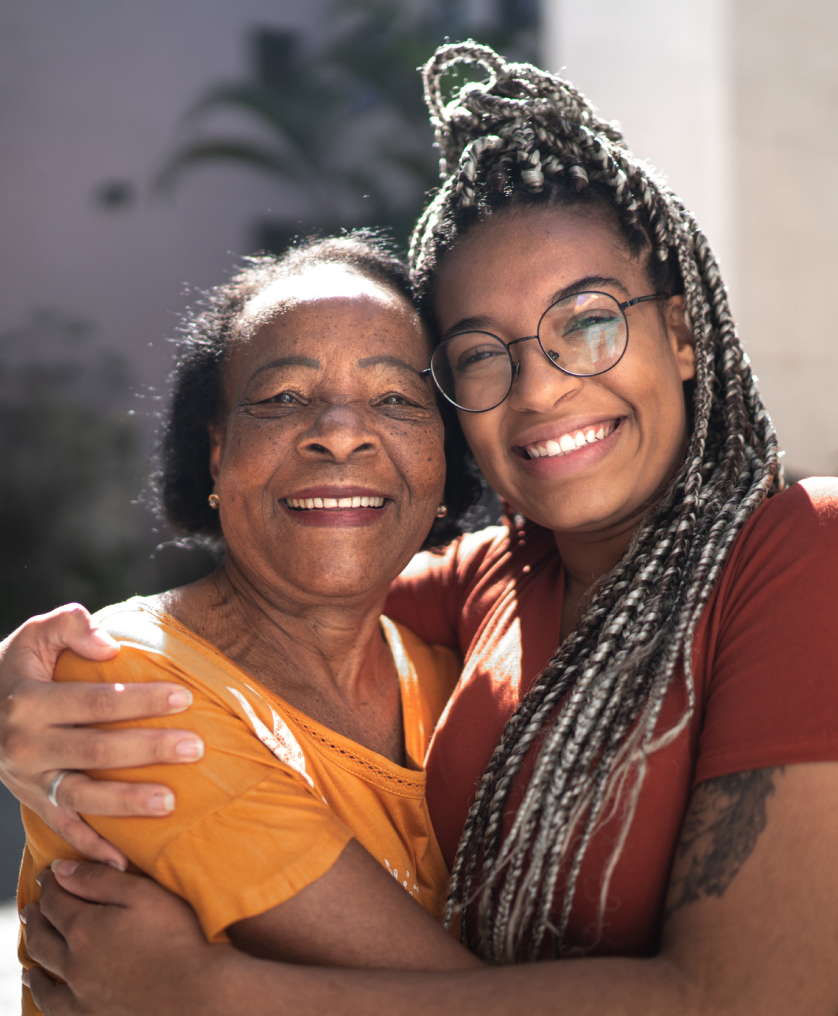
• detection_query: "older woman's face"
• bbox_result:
[433,208,696,537]
[209,265,445,602]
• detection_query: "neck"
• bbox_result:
[157,557,393,714]
[552,510,644,641]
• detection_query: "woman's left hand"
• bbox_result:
[22,860,229,1016]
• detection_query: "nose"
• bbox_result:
[506,339,583,413]
[297,404,381,462]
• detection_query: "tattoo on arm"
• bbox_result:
[665,766,784,920]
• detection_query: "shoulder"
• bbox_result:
[56,597,238,698]
[399,524,510,584]
[725,477,838,583]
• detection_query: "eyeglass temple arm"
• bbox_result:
[620,294,666,310]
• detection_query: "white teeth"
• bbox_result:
[285,495,386,510]
[523,422,617,460]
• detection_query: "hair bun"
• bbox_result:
[422,41,626,180]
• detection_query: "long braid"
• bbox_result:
[408,42,782,963]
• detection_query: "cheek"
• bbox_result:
[458,412,504,478]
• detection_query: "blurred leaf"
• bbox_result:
[154,0,537,249]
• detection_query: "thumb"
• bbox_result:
[2,604,118,683]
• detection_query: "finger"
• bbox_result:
[26,967,78,1016]
[31,725,204,775]
[20,678,194,727]
[48,858,148,907]
[51,772,178,817]
[48,811,129,871]
[21,901,68,979]
[1,604,119,682]
[35,870,104,940]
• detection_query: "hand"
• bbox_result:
[0,604,203,868]
[23,860,227,1016]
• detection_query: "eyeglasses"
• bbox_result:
[422,291,665,413]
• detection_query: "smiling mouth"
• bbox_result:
[518,421,619,460]
[283,496,387,510]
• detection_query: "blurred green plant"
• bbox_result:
[0,311,152,635]
[0,312,222,637]
[155,0,537,248]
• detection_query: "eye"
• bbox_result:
[377,393,413,406]
[260,391,305,405]
[565,311,620,334]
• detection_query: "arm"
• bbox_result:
[24,760,838,1015]
[0,604,203,866]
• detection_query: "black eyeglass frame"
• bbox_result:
[421,291,667,413]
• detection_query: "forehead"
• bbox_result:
[227,263,429,379]
[240,263,410,332]
[434,208,645,325]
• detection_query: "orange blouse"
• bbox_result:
[18,598,460,1014]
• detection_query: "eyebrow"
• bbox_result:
[442,275,631,338]
[247,356,320,384]
[357,354,426,377]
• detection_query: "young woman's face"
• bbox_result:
[433,208,696,537]
[209,264,445,603]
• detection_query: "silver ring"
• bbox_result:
[47,771,70,809]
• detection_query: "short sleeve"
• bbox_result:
[694,478,838,785]
[53,645,353,942]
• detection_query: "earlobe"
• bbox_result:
[665,296,696,382]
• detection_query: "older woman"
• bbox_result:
[7,43,838,1015]
[15,232,488,1013]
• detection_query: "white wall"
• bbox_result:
[541,0,732,278]
[0,0,322,398]
[541,0,838,476]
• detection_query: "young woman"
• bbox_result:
[8,43,838,1014]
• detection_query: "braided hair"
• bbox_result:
[409,43,783,963]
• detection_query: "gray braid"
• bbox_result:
[408,42,782,963]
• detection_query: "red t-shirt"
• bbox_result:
[385,477,838,956]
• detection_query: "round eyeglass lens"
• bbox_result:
[538,292,628,376]
[430,331,513,412]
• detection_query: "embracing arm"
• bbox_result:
[26,760,838,1015]
[0,605,203,864]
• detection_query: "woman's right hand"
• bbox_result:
[0,604,203,869]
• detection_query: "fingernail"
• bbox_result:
[147,791,175,815]
[175,736,204,760]
[19,908,26,925]
[168,688,193,711]
[34,872,45,886]
[22,970,30,988]
[107,860,127,872]
[91,628,118,649]
[51,859,79,878]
